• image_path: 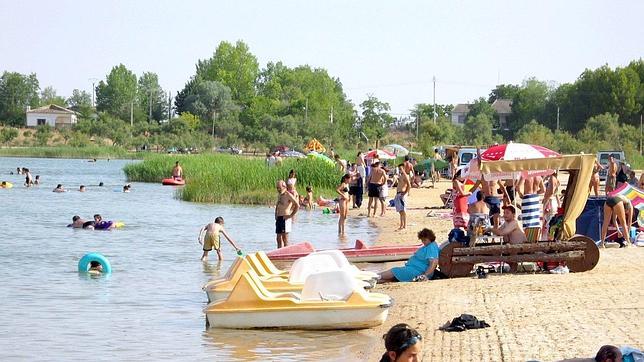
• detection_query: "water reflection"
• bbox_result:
[203,328,377,361]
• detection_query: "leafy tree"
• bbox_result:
[467,97,495,120]
[95,64,137,120]
[67,89,93,116]
[177,112,202,131]
[196,40,259,106]
[358,95,393,148]
[510,78,551,131]
[183,80,235,137]
[515,120,555,149]
[553,130,581,154]
[34,124,52,146]
[0,71,40,126]
[463,113,496,146]
[40,86,67,107]
[137,72,167,122]
[0,127,19,145]
[488,84,520,103]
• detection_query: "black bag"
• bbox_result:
[440,314,491,332]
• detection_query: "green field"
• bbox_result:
[123,153,343,204]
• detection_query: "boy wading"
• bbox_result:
[275,180,299,249]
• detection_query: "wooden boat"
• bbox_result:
[204,269,391,330]
[266,240,421,263]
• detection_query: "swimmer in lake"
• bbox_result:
[79,185,86,192]
[53,184,65,193]
[88,261,103,274]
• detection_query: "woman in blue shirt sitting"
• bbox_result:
[378,228,440,282]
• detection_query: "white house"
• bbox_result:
[450,99,513,129]
[26,104,78,128]
[451,104,470,125]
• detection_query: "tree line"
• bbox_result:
[0,40,642,158]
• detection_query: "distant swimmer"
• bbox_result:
[53,184,66,193]
[79,185,86,192]
[24,169,34,187]
[88,261,103,274]
[34,175,40,185]
[198,216,240,261]
[93,214,115,230]
[172,161,183,180]
[123,184,131,192]
[98,182,104,187]
[88,158,97,162]
[16,167,22,175]
[70,215,94,229]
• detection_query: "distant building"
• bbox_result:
[26,104,78,128]
[450,99,512,130]
[451,104,470,125]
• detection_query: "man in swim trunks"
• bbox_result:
[517,175,545,229]
[198,216,240,261]
[367,161,387,217]
[394,163,410,230]
[606,155,618,194]
[403,156,414,195]
[172,161,183,180]
[472,177,505,228]
[275,180,299,248]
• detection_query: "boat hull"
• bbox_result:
[266,241,420,263]
[206,307,389,330]
[161,178,185,186]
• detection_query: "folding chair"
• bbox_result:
[441,189,454,209]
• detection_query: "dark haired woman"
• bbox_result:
[379,323,423,362]
[378,229,439,282]
[336,174,351,236]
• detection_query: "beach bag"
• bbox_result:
[440,314,490,332]
[448,228,468,246]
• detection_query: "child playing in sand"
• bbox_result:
[198,217,240,261]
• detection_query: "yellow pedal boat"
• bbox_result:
[204,269,391,330]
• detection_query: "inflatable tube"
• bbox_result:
[0,181,13,189]
[94,220,114,230]
[162,178,185,186]
[78,252,112,274]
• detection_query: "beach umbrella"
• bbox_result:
[383,144,409,156]
[365,149,396,160]
[304,138,326,153]
[480,142,560,161]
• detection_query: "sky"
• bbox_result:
[1,0,643,115]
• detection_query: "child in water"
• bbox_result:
[88,261,103,274]
[198,217,240,261]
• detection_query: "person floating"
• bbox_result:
[123,184,131,193]
[378,229,439,283]
[53,184,66,193]
[379,323,423,362]
[79,185,86,192]
[34,175,40,185]
[198,216,240,261]
[275,180,299,249]
[172,161,183,180]
[70,215,94,229]
[88,261,103,275]
[92,214,115,230]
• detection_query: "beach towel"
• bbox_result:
[521,193,541,229]
[440,314,490,332]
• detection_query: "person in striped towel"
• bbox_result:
[518,175,545,230]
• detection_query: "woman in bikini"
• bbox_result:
[336,174,351,236]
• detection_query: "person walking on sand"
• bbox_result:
[172,161,183,180]
[394,163,410,230]
[275,180,299,248]
[198,217,240,261]
[336,174,351,236]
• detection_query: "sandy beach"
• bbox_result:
[353,180,644,362]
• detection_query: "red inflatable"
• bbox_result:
[162,178,185,186]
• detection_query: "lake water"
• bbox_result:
[0,157,380,361]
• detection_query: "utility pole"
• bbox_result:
[416,114,419,140]
[329,106,333,124]
[88,77,98,108]
[432,76,437,124]
[167,91,172,123]
[556,106,560,131]
[148,88,153,123]
[212,111,217,138]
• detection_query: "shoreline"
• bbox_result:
[356,182,643,361]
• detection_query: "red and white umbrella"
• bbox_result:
[365,149,397,160]
[480,142,560,161]
[465,143,560,181]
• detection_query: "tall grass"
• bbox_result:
[0,146,138,159]
[123,154,343,204]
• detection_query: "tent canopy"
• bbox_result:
[479,154,595,240]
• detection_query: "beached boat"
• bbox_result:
[203,253,375,302]
[204,269,391,330]
[266,239,421,263]
[161,178,185,186]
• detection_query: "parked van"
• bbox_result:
[597,151,625,181]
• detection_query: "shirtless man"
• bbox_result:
[394,164,410,230]
[468,191,489,215]
[517,174,545,229]
[472,177,505,227]
[367,161,387,217]
[275,180,299,248]
[491,205,527,273]
[606,155,618,193]
[172,161,183,180]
